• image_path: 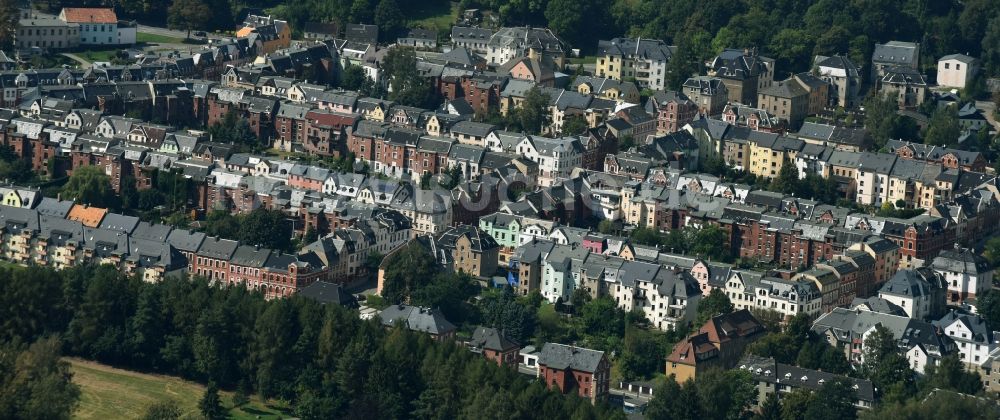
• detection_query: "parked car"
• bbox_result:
[193,31,207,38]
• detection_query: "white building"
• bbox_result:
[540,244,589,303]
[612,260,701,331]
[514,136,584,187]
[931,246,993,306]
[855,152,897,206]
[937,54,979,89]
[752,277,823,318]
[877,269,944,320]
[59,8,127,45]
[485,27,564,66]
[933,311,996,368]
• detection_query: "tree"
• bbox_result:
[979,289,1000,331]
[167,0,212,39]
[238,209,294,252]
[860,386,999,420]
[478,287,536,342]
[62,166,117,209]
[860,325,915,400]
[803,378,858,420]
[373,0,405,40]
[696,289,734,326]
[864,94,906,150]
[199,383,226,420]
[142,400,182,420]
[597,220,616,234]
[696,369,757,420]
[383,47,437,108]
[619,325,668,380]
[380,241,440,304]
[771,164,801,195]
[754,392,782,420]
[561,114,589,135]
[341,63,369,92]
[510,87,550,135]
[580,297,624,338]
[923,106,960,147]
[0,337,81,420]
[666,32,701,91]
[209,110,259,151]
[0,0,18,50]
[921,354,982,395]
[983,16,1000,76]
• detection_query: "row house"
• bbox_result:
[514,135,584,187]
[886,140,987,173]
[303,109,354,157]
[646,90,697,134]
[595,37,673,91]
[722,271,823,319]
[844,213,954,269]
[813,307,955,374]
[273,102,314,151]
[314,207,411,282]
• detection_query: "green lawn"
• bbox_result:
[137,32,186,44]
[566,55,599,66]
[76,48,121,63]
[68,358,293,420]
[408,2,459,31]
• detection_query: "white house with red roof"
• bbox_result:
[59,7,134,46]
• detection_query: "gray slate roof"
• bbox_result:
[538,342,604,373]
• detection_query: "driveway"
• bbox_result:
[61,52,91,67]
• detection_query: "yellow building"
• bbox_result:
[747,134,804,179]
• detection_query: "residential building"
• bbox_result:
[931,246,993,305]
[812,307,956,374]
[59,8,129,46]
[877,268,946,320]
[666,310,765,382]
[757,77,810,129]
[740,355,876,409]
[514,135,584,187]
[595,37,674,91]
[871,41,920,81]
[709,48,774,106]
[436,224,500,278]
[378,304,456,341]
[933,311,995,368]
[848,236,901,288]
[537,343,610,404]
[645,90,697,134]
[751,277,823,318]
[937,54,979,89]
[15,16,79,51]
[485,27,565,68]
[879,67,928,109]
[682,76,728,116]
[397,28,437,49]
[814,55,862,108]
[469,326,521,367]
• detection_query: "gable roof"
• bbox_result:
[61,7,117,23]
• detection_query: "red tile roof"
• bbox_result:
[61,8,118,24]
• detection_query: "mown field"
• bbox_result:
[68,358,292,419]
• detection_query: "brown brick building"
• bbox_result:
[537,343,610,404]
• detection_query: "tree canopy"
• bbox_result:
[0,263,623,419]
[62,166,118,209]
